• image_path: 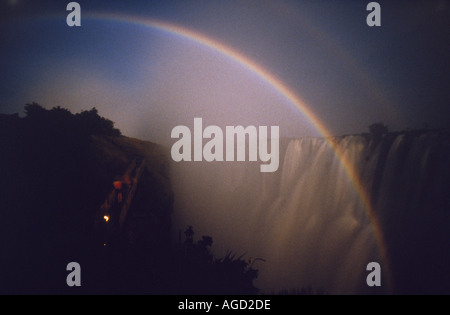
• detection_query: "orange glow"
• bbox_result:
[103,215,109,222]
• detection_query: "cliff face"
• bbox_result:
[170,129,450,294]
[91,135,174,248]
[0,113,174,293]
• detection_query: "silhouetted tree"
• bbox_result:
[179,225,259,294]
[213,251,259,294]
[24,102,47,119]
[368,122,388,140]
[184,225,194,245]
[198,235,213,248]
[76,107,121,136]
[197,236,213,263]
[23,103,121,137]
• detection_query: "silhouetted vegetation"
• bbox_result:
[0,104,259,294]
[0,104,125,293]
[23,102,121,137]
[368,122,388,140]
[172,226,259,294]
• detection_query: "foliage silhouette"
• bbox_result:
[368,122,388,140]
[175,226,259,294]
[0,104,259,294]
[24,102,121,137]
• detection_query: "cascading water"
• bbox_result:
[170,130,450,294]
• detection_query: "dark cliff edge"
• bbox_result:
[0,111,174,294]
[0,109,259,295]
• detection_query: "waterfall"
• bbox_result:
[170,130,450,294]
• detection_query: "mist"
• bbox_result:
[169,129,450,294]
[2,1,449,295]
[169,138,384,294]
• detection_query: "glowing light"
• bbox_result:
[103,215,109,222]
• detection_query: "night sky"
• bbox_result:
[1,0,449,145]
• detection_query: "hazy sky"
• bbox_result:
[1,0,449,145]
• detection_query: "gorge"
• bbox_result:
[170,129,450,294]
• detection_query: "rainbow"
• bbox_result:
[82,12,393,290]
